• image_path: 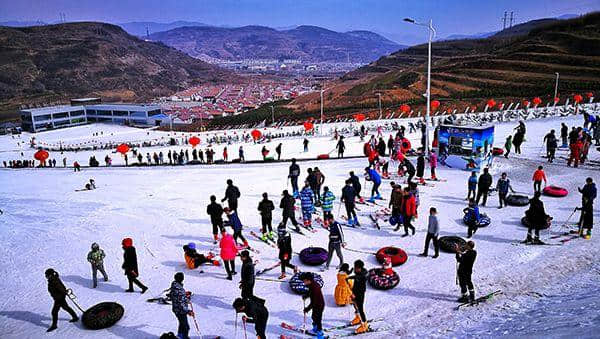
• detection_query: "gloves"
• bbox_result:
[303,307,309,313]
[242,315,247,322]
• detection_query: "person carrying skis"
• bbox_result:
[224,207,248,248]
[364,166,382,203]
[183,243,218,269]
[455,240,477,303]
[301,272,325,339]
[288,158,301,197]
[222,179,241,213]
[476,167,492,206]
[467,171,478,200]
[320,186,335,226]
[504,135,512,158]
[336,136,346,158]
[277,224,298,279]
[341,179,359,226]
[207,195,224,244]
[324,214,345,271]
[346,260,369,334]
[401,187,416,236]
[334,263,353,306]
[121,238,148,293]
[543,129,558,162]
[219,229,238,280]
[496,172,515,208]
[349,171,363,202]
[45,268,79,332]
[232,297,269,339]
[87,242,108,288]
[523,191,550,244]
[464,199,481,238]
[419,207,440,258]
[168,272,194,339]
[239,250,259,300]
[280,190,301,232]
[300,181,315,229]
[257,192,275,241]
[532,166,547,194]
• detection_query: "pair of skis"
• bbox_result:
[250,230,277,248]
[281,317,387,338]
[456,290,502,310]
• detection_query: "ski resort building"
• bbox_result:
[20,103,169,133]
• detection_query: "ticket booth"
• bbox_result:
[437,124,494,172]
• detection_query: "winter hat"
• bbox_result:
[187,242,196,250]
[282,190,289,196]
[45,268,57,277]
[299,272,314,281]
[277,223,288,237]
[240,250,250,258]
[122,238,133,248]
[91,242,99,250]
[232,298,244,310]
[174,272,184,283]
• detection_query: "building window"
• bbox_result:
[96,110,112,117]
[71,110,85,117]
[35,114,52,122]
[114,110,129,116]
[131,111,147,118]
[52,112,69,119]
[87,110,96,116]
[21,114,32,122]
[148,109,162,117]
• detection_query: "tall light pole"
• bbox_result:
[320,88,324,125]
[270,105,275,126]
[554,72,559,99]
[377,93,382,120]
[404,17,436,154]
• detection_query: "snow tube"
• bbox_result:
[400,138,411,154]
[231,158,241,163]
[375,247,408,267]
[299,247,328,266]
[317,154,330,160]
[82,302,124,330]
[462,213,491,227]
[520,216,552,230]
[264,156,275,162]
[439,236,467,253]
[492,147,504,156]
[506,194,529,206]
[289,272,324,294]
[543,185,568,197]
[368,268,399,290]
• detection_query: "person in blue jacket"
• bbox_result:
[300,181,315,228]
[364,167,382,203]
[467,171,478,201]
[496,172,515,208]
[224,207,248,247]
[463,199,480,238]
[341,180,359,226]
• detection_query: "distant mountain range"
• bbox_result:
[118,21,210,37]
[148,25,403,63]
[0,22,235,107]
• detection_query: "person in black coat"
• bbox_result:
[476,168,493,206]
[257,193,275,238]
[523,192,549,244]
[403,158,416,183]
[377,137,386,157]
[45,268,78,332]
[349,171,362,200]
[455,241,477,303]
[121,238,148,293]
[279,190,300,231]
[416,154,425,181]
[336,136,346,158]
[221,179,241,212]
[233,297,269,339]
[341,180,358,225]
[276,224,298,279]
[239,250,258,300]
[288,159,301,196]
[346,260,369,333]
[301,272,325,337]
[207,195,224,243]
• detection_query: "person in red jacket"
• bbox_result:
[401,187,416,237]
[301,272,325,338]
[532,165,547,193]
[219,229,238,280]
[568,139,583,168]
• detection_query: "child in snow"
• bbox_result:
[301,272,325,339]
[257,192,275,240]
[334,263,353,306]
[401,187,416,236]
[224,207,248,247]
[420,207,440,258]
[121,238,148,293]
[324,215,345,271]
[276,224,298,279]
[455,241,477,303]
[346,260,369,334]
[183,243,218,269]
[467,172,478,200]
[320,186,335,227]
[341,180,359,226]
[532,165,547,193]
[219,229,238,280]
[45,268,79,332]
[168,272,194,339]
[87,242,108,288]
[300,181,315,229]
[429,150,438,179]
[232,297,269,339]
[496,172,515,208]
[463,199,480,238]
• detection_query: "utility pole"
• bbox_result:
[146,26,150,39]
[554,72,560,99]
[377,93,382,120]
[320,88,324,125]
[270,105,275,125]
[509,11,514,28]
[503,11,507,30]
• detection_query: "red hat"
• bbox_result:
[122,238,133,248]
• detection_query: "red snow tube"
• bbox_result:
[317,154,330,160]
[543,185,568,197]
[492,147,504,156]
[375,247,407,267]
[82,302,124,330]
[299,247,328,266]
[400,139,411,154]
[368,268,399,290]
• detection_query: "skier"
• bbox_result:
[300,181,315,229]
[301,272,325,339]
[320,186,335,226]
[403,158,416,183]
[543,130,558,162]
[532,166,547,194]
[576,194,594,239]
[232,297,269,339]
[183,243,218,269]
[401,187,416,237]
[324,214,345,271]
[496,172,515,208]
[429,150,438,180]
[578,177,597,205]
[257,192,275,241]
[464,199,481,238]
[121,238,147,293]
[346,260,369,334]
[87,242,108,288]
[419,207,440,258]
[207,195,225,244]
[476,168,492,206]
[522,192,549,244]
[349,171,363,202]
[168,272,194,339]
[280,190,301,232]
[303,138,309,152]
[276,143,282,161]
[341,179,359,226]
[45,268,79,332]
[221,179,241,213]
[455,240,477,303]
[277,224,298,279]
[240,250,259,300]
[224,207,248,248]
[467,171,478,200]
[416,153,425,184]
[336,136,346,158]
[389,182,404,231]
[219,229,238,280]
[364,166,381,203]
[504,135,512,158]
[288,158,301,197]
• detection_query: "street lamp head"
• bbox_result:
[403,18,415,23]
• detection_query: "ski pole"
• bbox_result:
[302,298,307,331]
[235,312,238,339]
[242,316,248,339]
[189,298,201,335]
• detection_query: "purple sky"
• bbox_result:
[1,0,599,44]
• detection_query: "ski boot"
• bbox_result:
[350,314,361,326]
[315,330,325,339]
[585,230,592,240]
[278,273,286,279]
[213,234,219,244]
[368,197,376,203]
[353,216,360,226]
[243,240,249,248]
[374,193,382,200]
[312,325,319,333]
[260,233,269,241]
[520,234,533,244]
[419,177,425,185]
[469,290,476,304]
[457,293,469,303]
[532,237,545,245]
[268,231,276,240]
[355,322,370,334]
[347,218,355,227]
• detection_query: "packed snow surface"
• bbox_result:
[0,115,598,338]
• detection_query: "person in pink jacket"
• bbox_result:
[429,150,438,180]
[219,229,238,280]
